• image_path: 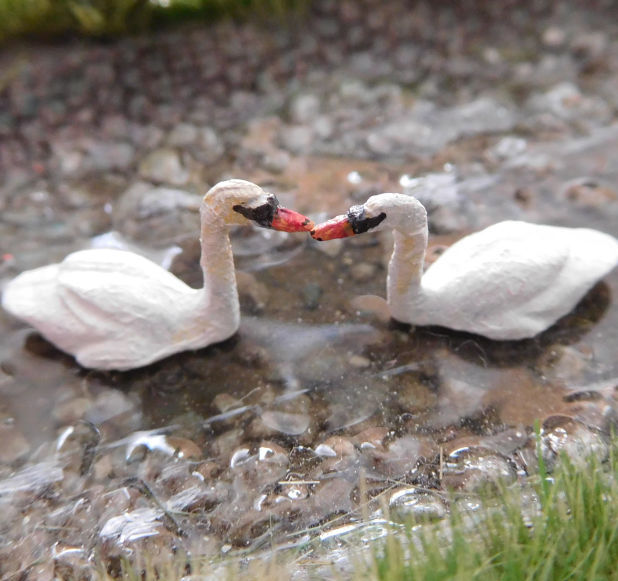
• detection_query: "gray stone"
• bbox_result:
[302,282,323,310]
[527,82,611,122]
[167,123,199,147]
[261,149,290,173]
[87,141,135,171]
[487,136,528,161]
[312,115,334,140]
[350,262,377,282]
[541,415,609,470]
[113,182,201,245]
[129,123,165,149]
[138,148,189,185]
[289,93,321,124]
[542,26,567,48]
[279,125,314,154]
[195,126,225,163]
[442,447,517,491]
[260,410,310,436]
[366,98,517,158]
[388,488,447,522]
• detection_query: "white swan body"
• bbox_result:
[2,180,313,370]
[312,193,618,340]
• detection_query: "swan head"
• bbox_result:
[311,193,427,240]
[203,179,314,232]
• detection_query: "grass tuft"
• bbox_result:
[372,436,618,581]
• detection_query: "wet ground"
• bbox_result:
[1,0,618,578]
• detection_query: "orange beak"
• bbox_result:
[310,215,355,240]
[271,207,314,232]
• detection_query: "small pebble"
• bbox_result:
[138,148,189,185]
[302,282,323,310]
[349,261,377,282]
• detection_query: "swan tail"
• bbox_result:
[2,264,61,322]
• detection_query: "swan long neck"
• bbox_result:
[387,224,428,322]
[197,203,240,331]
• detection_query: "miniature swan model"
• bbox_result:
[2,180,313,370]
[311,193,618,340]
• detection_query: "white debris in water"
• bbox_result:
[314,443,337,457]
[99,507,163,542]
[0,461,64,495]
[125,432,176,460]
[347,170,363,184]
[230,448,252,468]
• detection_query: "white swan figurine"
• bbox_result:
[311,193,618,340]
[2,180,314,370]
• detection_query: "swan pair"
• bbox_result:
[3,181,617,370]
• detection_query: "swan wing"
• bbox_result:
[2,249,197,364]
[419,221,618,338]
[55,249,193,334]
[422,222,568,303]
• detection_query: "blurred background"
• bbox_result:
[0,0,302,40]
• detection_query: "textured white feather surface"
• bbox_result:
[359,191,618,340]
[1,249,222,369]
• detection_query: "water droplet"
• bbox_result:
[314,443,337,457]
[230,447,252,468]
[258,445,274,461]
[253,493,267,511]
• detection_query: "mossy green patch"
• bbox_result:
[0,0,304,42]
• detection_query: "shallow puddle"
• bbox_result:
[1,183,616,572]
